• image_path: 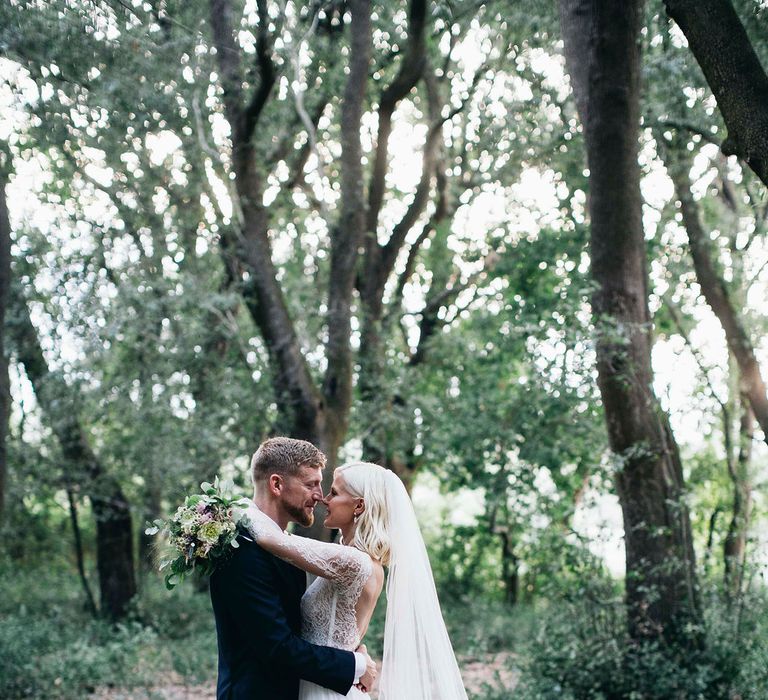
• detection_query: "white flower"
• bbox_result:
[179,510,199,534]
[198,520,224,544]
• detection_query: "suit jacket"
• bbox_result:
[210,536,355,699]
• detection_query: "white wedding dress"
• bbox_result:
[241,504,374,699]
[298,542,373,700]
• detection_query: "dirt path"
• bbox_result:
[94,652,518,699]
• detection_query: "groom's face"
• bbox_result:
[280,464,324,527]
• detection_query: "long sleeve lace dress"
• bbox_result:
[241,504,374,700]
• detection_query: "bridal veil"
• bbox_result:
[379,469,468,700]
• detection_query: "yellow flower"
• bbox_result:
[198,521,223,544]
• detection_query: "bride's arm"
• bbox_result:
[242,506,372,586]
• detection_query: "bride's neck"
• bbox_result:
[340,523,356,546]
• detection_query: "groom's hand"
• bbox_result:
[355,643,377,693]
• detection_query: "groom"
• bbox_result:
[210,437,376,699]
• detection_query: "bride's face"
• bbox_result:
[322,473,361,530]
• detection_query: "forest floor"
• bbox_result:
[93,651,518,699]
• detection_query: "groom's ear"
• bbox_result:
[268,473,283,495]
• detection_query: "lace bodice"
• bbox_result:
[300,550,372,649]
[241,504,373,651]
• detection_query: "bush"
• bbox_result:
[0,613,164,699]
[514,590,768,700]
[0,564,217,698]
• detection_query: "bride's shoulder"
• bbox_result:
[365,556,385,591]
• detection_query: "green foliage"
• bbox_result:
[0,563,216,699]
[1,0,768,696]
[0,615,161,699]
[515,591,768,700]
[428,522,505,600]
[0,574,157,698]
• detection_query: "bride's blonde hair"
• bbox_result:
[335,461,391,566]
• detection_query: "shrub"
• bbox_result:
[514,591,768,700]
[0,613,163,699]
[0,564,217,698]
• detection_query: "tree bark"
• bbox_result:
[358,14,436,472]
[322,0,372,456]
[559,0,591,126]
[560,0,702,646]
[300,0,373,540]
[663,0,768,187]
[0,167,11,521]
[499,531,519,606]
[209,0,372,540]
[66,488,98,616]
[723,390,753,600]
[8,287,136,619]
[668,156,768,443]
[210,0,322,441]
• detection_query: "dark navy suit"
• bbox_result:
[210,536,355,699]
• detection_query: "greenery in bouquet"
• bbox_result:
[146,477,251,589]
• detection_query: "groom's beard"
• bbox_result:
[285,502,315,528]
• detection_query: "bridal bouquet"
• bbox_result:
[146,477,250,589]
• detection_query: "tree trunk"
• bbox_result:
[663,0,768,187]
[208,3,372,528]
[703,506,721,577]
[0,167,11,521]
[66,488,98,615]
[723,390,753,599]
[8,287,136,619]
[668,155,768,444]
[209,0,322,443]
[560,0,702,646]
[499,531,519,606]
[320,0,372,456]
[358,27,437,477]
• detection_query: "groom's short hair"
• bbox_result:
[251,437,326,484]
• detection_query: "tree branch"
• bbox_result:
[242,0,277,140]
[365,0,428,237]
[656,118,720,147]
[208,0,244,133]
[667,150,768,443]
[322,0,371,425]
[664,0,768,186]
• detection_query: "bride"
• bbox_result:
[240,461,468,700]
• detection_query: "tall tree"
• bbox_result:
[723,387,754,598]
[7,283,136,619]
[0,0,558,539]
[559,0,702,644]
[660,140,761,598]
[207,0,372,537]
